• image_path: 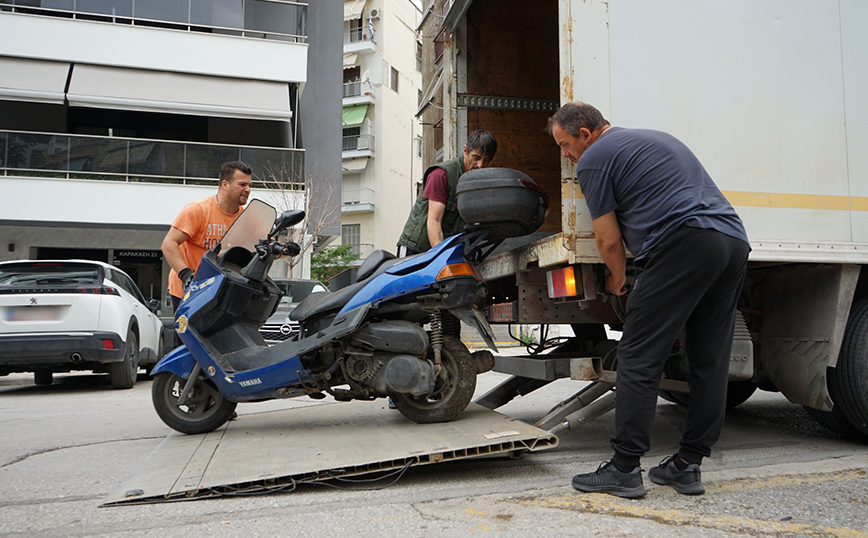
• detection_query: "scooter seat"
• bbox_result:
[289,281,365,322]
[355,249,395,282]
[290,256,405,322]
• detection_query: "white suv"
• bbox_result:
[0,260,164,388]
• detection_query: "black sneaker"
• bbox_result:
[648,454,705,495]
[571,461,646,499]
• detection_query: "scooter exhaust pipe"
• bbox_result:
[70,352,82,362]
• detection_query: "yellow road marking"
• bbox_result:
[513,468,868,537]
[518,493,868,537]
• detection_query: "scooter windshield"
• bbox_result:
[217,199,277,258]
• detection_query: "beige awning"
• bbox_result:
[344,0,366,21]
[343,53,359,69]
[342,158,369,173]
[67,64,292,120]
[0,56,70,105]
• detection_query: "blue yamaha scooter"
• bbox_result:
[151,199,502,434]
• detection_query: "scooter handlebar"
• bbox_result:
[269,241,301,257]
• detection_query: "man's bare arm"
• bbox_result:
[161,226,192,273]
[592,212,628,295]
[426,200,447,247]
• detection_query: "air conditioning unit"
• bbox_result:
[369,8,380,20]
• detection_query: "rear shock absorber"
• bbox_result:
[429,310,443,374]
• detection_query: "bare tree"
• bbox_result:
[258,159,341,276]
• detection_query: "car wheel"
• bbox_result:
[109,329,138,389]
[34,370,53,386]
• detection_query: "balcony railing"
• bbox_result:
[342,187,375,206]
[344,26,372,45]
[0,0,308,43]
[0,130,305,188]
[342,134,374,152]
[343,81,361,99]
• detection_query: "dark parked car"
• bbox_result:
[258,279,327,344]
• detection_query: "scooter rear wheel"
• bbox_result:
[152,372,237,434]
[392,335,476,423]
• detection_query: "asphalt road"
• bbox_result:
[1,352,867,537]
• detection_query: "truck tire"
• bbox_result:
[803,405,864,439]
[392,336,476,424]
[152,372,237,434]
[827,297,868,437]
[108,330,138,389]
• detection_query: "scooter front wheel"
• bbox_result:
[152,372,237,434]
[392,335,476,423]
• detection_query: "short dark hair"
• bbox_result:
[219,161,252,183]
[547,102,610,137]
[466,129,497,158]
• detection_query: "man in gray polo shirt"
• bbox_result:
[548,102,750,498]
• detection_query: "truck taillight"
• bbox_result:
[547,266,578,298]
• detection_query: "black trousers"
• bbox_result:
[611,226,749,469]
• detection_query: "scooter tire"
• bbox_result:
[152,372,237,435]
[392,335,477,424]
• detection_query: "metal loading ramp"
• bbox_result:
[103,401,558,506]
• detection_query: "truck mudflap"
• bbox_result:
[151,346,196,379]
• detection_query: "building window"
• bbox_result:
[433,119,444,150]
[391,67,399,93]
[342,126,361,151]
[416,41,423,71]
[342,224,361,255]
[416,136,423,158]
[418,89,423,108]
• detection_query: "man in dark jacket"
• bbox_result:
[548,102,750,498]
[396,130,497,256]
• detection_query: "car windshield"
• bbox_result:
[277,281,327,304]
[0,262,102,286]
[218,199,277,258]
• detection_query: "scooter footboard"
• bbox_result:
[151,345,196,379]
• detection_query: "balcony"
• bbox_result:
[0,130,305,188]
[0,0,308,43]
[343,26,375,54]
[342,81,374,106]
[342,187,375,213]
[342,134,374,159]
[0,1,308,83]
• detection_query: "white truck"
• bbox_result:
[419,0,868,437]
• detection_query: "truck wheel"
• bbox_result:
[803,405,865,439]
[108,330,138,389]
[827,297,868,437]
[34,370,53,386]
[392,336,476,424]
[152,372,237,434]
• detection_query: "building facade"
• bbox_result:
[340,0,422,259]
[0,0,341,312]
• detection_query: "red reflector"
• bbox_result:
[547,266,578,298]
[103,339,114,350]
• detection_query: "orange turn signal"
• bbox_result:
[436,262,476,281]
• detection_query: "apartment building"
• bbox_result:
[340,0,422,259]
[0,0,342,310]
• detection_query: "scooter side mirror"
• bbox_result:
[273,210,305,235]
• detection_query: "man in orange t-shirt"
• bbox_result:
[161,161,252,313]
